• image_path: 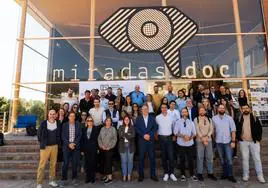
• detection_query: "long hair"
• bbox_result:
[122,115,133,127]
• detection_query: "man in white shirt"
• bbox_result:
[99,90,109,110]
[168,100,181,125]
[89,99,104,132]
[61,88,78,112]
[156,103,177,182]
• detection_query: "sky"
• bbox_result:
[0,0,48,101]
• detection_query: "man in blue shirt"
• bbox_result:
[212,104,236,183]
[165,85,177,103]
[130,85,145,107]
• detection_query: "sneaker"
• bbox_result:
[208,174,217,181]
[257,175,266,184]
[170,174,178,182]
[197,174,204,181]
[228,176,237,183]
[71,179,79,186]
[101,176,108,181]
[242,175,249,182]
[49,181,58,187]
[59,180,67,188]
[191,175,199,182]
[36,184,42,188]
[163,174,169,182]
[180,175,186,182]
[104,179,113,185]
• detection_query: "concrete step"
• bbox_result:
[4,139,39,145]
[0,152,40,161]
[0,145,40,153]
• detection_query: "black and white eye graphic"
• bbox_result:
[99,6,198,77]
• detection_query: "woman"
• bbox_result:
[173,108,198,182]
[187,87,196,106]
[62,103,69,114]
[202,98,213,118]
[56,108,67,163]
[131,103,140,124]
[71,104,80,121]
[98,117,118,185]
[122,96,132,116]
[238,89,248,107]
[78,111,88,173]
[145,94,155,115]
[118,115,135,181]
[116,88,126,112]
[58,108,68,125]
[118,110,128,129]
[81,117,99,183]
[225,88,233,101]
[175,90,187,112]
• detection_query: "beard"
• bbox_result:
[243,111,250,115]
[219,111,225,115]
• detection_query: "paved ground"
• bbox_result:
[1,178,268,188]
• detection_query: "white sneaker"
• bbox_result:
[36,184,42,188]
[242,175,249,182]
[257,175,266,184]
[163,174,169,182]
[49,181,58,187]
[170,174,178,181]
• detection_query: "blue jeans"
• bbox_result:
[62,148,80,180]
[196,140,213,174]
[216,143,233,177]
[159,135,174,174]
[120,145,134,176]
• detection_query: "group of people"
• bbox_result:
[36,84,266,188]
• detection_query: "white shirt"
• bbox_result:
[100,98,109,110]
[124,127,129,143]
[168,109,181,124]
[61,96,78,112]
[143,115,149,128]
[156,113,173,136]
[102,109,119,124]
[47,120,57,131]
[174,118,196,147]
[89,107,105,126]
[147,102,154,113]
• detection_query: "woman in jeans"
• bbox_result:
[98,117,117,185]
[118,115,135,181]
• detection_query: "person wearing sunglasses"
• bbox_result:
[81,117,99,184]
[71,104,80,121]
[173,108,197,182]
[102,100,119,128]
[194,105,217,181]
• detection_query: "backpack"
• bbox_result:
[0,132,4,146]
[26,125,37,136]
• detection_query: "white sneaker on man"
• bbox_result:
[163,174,169,182]
[36,184,42,188]
[257,175,266,184]
[170,174,178,181]
[49,181,58,187]
[242,175,249,182]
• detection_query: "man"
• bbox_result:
[195,84,204,105]
[102,100,119,128]
[105,87,116,102]
[60,112,81,187]
[212,105,236,183]
[130,85,145,107]
[90,89,100,103]
[100,90,109,110]
[186,99,198,122]
[152,85,163,113]
[36,109,60,188]
[156,104,177,182]
[79,90,93,112]
[194,106,217,181]
[135,104,158,182]
[237,104,265,183]
[165,85,177,103]
[89,99,105,132]
[210,86,218,106]
[167,100,181,124]
[61,88,78,112]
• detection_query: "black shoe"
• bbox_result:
[138,176,144,182]
[220,175,227,180]
[208,174,217,181]
[104,179,112,185]
[151,176,159,182]
[228,176,237,183]
[197,174,204,181]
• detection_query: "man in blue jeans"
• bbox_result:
[60,112,81,187]
[212,104,236,183]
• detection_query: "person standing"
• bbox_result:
[152,85,163,114]
[122,95,133,116]
[135,104,158,182]
[238,89,248,107]
[186,99,198,122]
[116,88,126,112]
[102,100,119,128]
[165,85,177,103]
[79,90,93,112]
[36,109,61,188]
[105,87,117,102]
[118,115,136,181]
[145,94,155,115]
[100,90,109,110]
[156,103,177,182]
[194,106,217,181]
[175,90,187,113]
[61,88,78,112]
[81,117,99,184]
[168,100,181,123]
[130,85,146,107]
[237,104,266,183]
[212,105,237,183]
[60,112,81,187]
[173,108,198,182]
[89,99,105,133]
[98,117,118,185]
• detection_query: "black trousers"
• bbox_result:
[178,145,195,176]
[101,149,114,175]
[84,150,97,182]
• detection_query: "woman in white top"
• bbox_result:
[145,94,155,115]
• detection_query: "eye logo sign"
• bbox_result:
[99,6,198,78]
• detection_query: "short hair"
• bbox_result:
[93,98,100,102]
[107,87,112,90]
[68,111,76,116]
[161,103,168,108]
[85,90,90,94]
[142,103,149,108]
[48,108,56,113]
[169,100,176,105]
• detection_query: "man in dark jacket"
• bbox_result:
[79,90,93,112]
[60,112,81,187]
[37,109,61,188]
[237,104,265,183]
